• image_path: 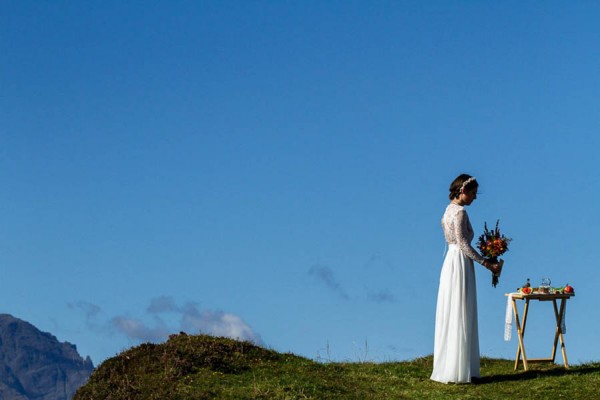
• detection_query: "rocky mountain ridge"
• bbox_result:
[0,314,94,400]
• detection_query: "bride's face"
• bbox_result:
[460,187,478,205]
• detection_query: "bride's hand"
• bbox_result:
[491,263,502,274]
[490,262,503,275]
[485,261,502,274]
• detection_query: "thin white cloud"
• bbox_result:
[147,295,180,314]
[68,300,103,330]
[69,300,101,319]
[309,265,349,300]
[180,303,263,345]
[73,297,263,346]
[309,257,399,303]
[110,316,170,342]
[367,289,396,303]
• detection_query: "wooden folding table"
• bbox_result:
[505,292,574,371]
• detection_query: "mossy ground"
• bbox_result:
[75,334,600,399]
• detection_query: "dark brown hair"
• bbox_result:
[449,174,478,200]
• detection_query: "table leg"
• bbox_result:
[513,298,530,371]
[553,298,569,368]
[551,299,559,363]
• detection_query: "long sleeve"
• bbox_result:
[454,209,486,265]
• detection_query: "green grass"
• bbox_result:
[74,334,600,399]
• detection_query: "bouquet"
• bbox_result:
[477,220,512,287]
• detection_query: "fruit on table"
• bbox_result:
[521,287,532,295]
[564,284,574,294]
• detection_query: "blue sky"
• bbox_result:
[1,1,599,365]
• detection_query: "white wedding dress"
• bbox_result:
[431,203,486,384]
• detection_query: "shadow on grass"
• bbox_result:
[477,365,600,384]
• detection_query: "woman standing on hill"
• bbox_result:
[430,174,502,384]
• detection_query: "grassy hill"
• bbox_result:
[74,333,600,399]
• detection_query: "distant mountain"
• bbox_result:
[0,314,94,400]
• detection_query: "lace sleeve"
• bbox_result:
[454,209,486,265]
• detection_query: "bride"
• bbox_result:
[430,174,502,384]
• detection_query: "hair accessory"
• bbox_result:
[460,176,477,193]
